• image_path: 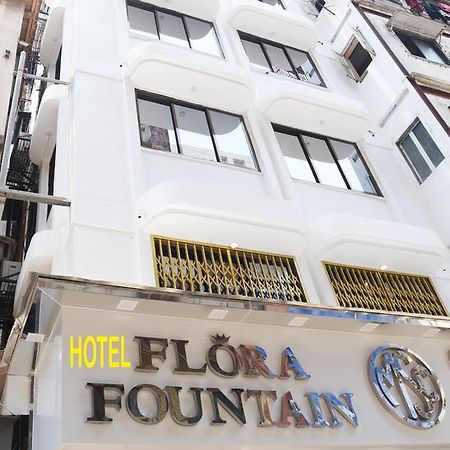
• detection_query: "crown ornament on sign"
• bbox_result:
[210,334,230,344]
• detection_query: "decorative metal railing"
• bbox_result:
[324,262,447,316]
[153,237,307,302]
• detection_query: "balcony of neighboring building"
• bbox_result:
[365,8,450,85]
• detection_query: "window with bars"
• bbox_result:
[126,0,224,58]
[239,33,325,87]
[397,119,445,184]
[324,262,447,317]
[153,237,308,302]
[273,124,381,195]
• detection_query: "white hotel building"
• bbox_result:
[1,0,450,448]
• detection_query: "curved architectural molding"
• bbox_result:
[228,0,317,51]
[13,230,58,318]
[308,214,448,275]
[135,0,220,21]
[136,182,309,255]
[40,3,64,68]
[29,85,66,165]
[127,41,254,113]
[261,87,370,141]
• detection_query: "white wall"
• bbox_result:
[29,0,450,312]
[0,0,24,144]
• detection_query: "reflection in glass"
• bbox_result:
[242,39,271,71]
[411,122,444,168]
[275,132,315,182]
[138,99,178,152]
[286,48,321,86]
[127,6,158,37]
[263,44,297,79]
[331,140,377,194]
[400,135,432,182]
[156,11,189,48]
[209,111,256,170]
[174,105,216,161]
[185,17,222,57]
[302,135,347,189]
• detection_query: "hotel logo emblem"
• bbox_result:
[369,345,446,429]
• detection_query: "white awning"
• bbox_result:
[40,2,64,68]
[30,85,66,165]
[388,10,446,40]
[308,214,448,275]
[127,41,254,114]
[261,85,370,142]
[228,0,317,51]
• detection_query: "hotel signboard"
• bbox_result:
[31,287,450,450]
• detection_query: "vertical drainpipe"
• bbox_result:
[352,1,450,136]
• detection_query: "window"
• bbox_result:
[240,33,325,87]
[258,0,285,9]
[397,119,445,183]
[273,125,381,195]
[136,92,259,170]
[324,262,447,317]
[153,236,307,302]
[126,1,223,58]
[342,38,372,80]
[395,31,449,65]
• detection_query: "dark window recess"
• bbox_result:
[347,42,372,78]
[240,32,325,87]
[395,31,449,65]
[273,124,381,195]
[47,149,56,219]
[126,0,224,58]
[55,48,62,81]
[136,92,259,171]
[258,0,285,8]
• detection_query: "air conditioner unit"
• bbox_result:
[1,260,22,280]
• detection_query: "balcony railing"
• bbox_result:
[324,262,447,316]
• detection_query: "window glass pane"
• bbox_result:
[209,111,256,170]
[412,122,445,167]
[127,6,158,37]
[241,39,271,70]
[138,99,178,153]
[156,11,189,48]
[263,43,297,79]
[185,17,222,57]
[348,43,372,77]
[275,132,315,182]
[414,39,447,64]
[302,135,347,188]
[173,105,216,161]
[286,48,322,86]
[331,140,377,194]
[260,0,285,9]
[400,135,432,182]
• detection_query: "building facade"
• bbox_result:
[1,0,450,448]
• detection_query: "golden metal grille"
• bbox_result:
[324,262,447,316]
[153,236,307,303]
